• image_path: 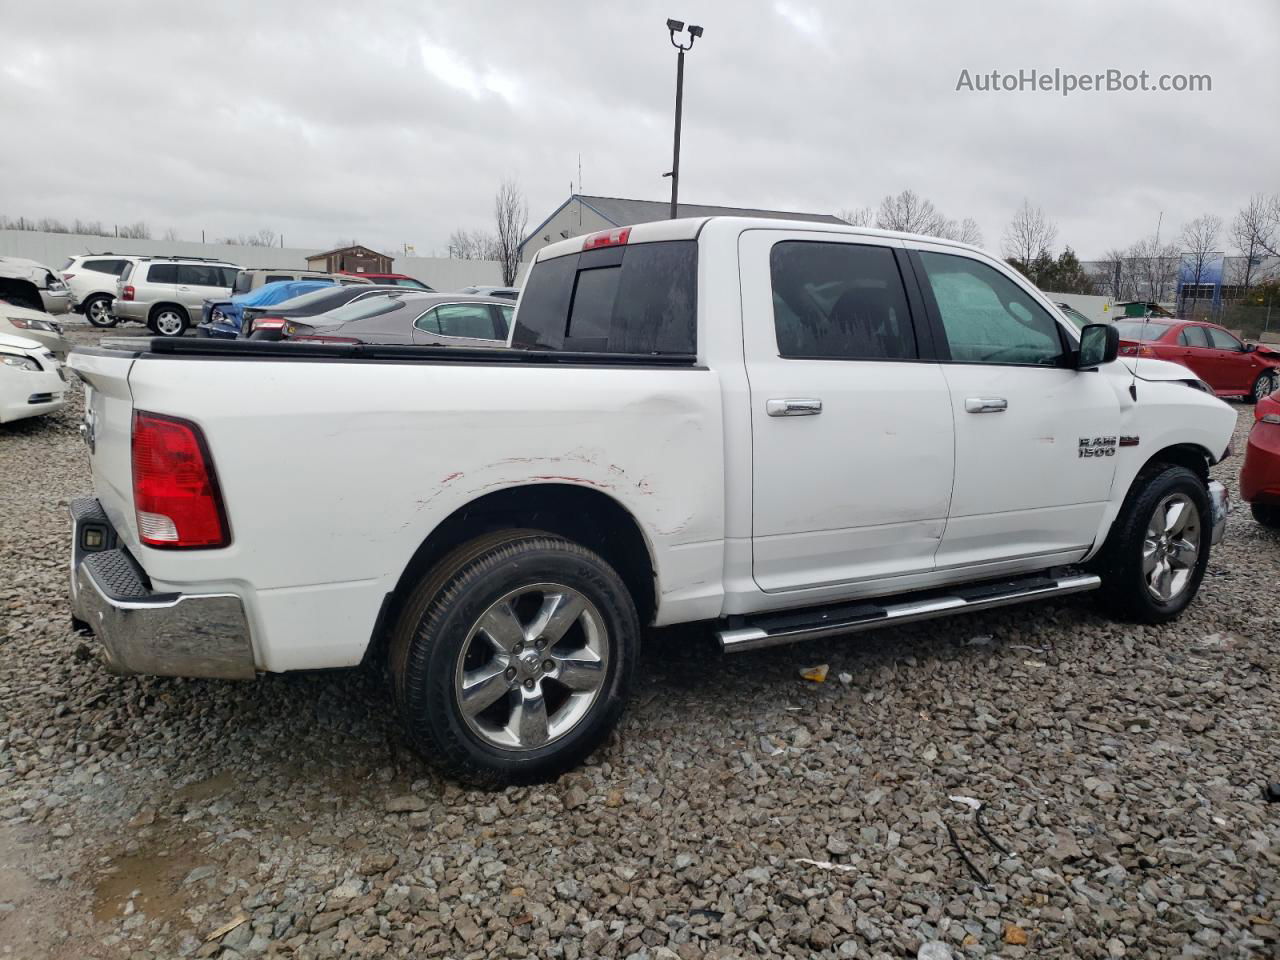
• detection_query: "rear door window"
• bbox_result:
[232,271,252,294]
[1180,325,1209,347]
[769,241,918,360]
[265,274,294,284]
[512,240,696,354]
[178,264,224,286]
[146,263,179,284]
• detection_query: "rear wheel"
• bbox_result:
[1090,464,1211,624]
[1250,370,1278,404]
[1253,503,1280,529]
[389,531,639,785]
[84,295,117,328]
[149,305,188,337]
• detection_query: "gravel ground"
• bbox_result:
[1,324,1278,960]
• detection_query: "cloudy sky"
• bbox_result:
[2,0,1276,259]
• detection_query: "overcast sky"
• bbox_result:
[2,0,1277,259]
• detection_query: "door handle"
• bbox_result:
[965,397,1008,414]
[766,398,823,417]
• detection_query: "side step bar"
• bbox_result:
[718,572,1101,654]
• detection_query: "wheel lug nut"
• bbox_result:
[523,679,535,690]
[505,667,516,682]
[513,642,523,654]
[543,660,555,672]
[535,639,545,651]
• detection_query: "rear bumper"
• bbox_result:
[69,497,256,680]
[40,288,72,315]
[109,299,147,322]
[1207,480,1229,546]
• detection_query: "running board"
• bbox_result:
[717,572,1101,653]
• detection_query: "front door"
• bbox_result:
[742,230,955,593]
[909,245,1122,571]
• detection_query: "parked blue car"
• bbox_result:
[199,280,336,339]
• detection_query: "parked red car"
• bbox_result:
[1241,389,1280,528]
[337,272,432,290]
[1115,318,1280,402]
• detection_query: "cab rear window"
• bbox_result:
[512,240,696,354]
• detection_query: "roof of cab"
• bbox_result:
[532,216,991,263]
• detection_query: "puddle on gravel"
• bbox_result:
[90,844,203,924]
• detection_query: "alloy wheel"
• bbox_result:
[1142,493,1202,602]
[454,583,609,751]
[1256,372,1277,402]
[88,299,112,325]
[154,310,184,336]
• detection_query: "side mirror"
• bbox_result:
[1244,341,1257,353]
[1077,323,1119,369]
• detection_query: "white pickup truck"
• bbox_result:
[68,217,1235,784]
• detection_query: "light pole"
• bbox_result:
[664,19,703,220]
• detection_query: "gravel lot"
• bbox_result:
[1,324,1277,960]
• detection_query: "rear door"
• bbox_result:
[742,229,954,592]
[176,264,232,317]
[1204,325,1252,393]
[909,244,1121,570]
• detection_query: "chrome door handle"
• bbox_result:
[965,397,1008,413]
[767,398,822,417]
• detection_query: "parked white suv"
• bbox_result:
[61,254,140,328]
[112,257,239,336]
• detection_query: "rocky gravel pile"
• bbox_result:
[0,326,1277,959]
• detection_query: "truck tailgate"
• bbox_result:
[68,348,139,552]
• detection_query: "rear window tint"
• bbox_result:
[146,263,179,283]
[512,240,696,354]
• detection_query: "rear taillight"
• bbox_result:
[122,285,136,301]
[131,412,229,549]
[253,317,286,330]
[582,226,631,250]
[1137,344,1157,358]
[62,272,75,280]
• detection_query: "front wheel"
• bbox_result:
[1090,464,1211,624]
[1253,503,1280,529]
[389,531,639,785]
[1250,370,1278,405]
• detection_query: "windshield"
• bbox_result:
[1113,319,1173,341]
[316,293,410,325]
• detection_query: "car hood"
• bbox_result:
[0,257,54,285]
[1118,357,1203,383]
[0,331,45,353]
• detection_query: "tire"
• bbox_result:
[148,305,188,337]
[388,531,639,786]
[1253,503,1280,529]
[83,295,118,328]
[1249,370,1278,405]
[1090,464,1211,624]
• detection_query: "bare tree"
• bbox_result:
[448,228,501,260]
[875,189,945,234]
[1128,234,1179,304]
[118,221,151,240]
[945,217,984,246]
[1094,247,1139,300]
[837,206,874,227]
[162,227,180,242]
[1229,195,1276,293]
[493,177,528,286]
[1178,214,1222,312]
[36,217,70,234]
[1001,200,1059,283]
[874,189,981,244]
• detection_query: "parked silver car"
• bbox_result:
[276,292,512,346]
[112,257,239,336]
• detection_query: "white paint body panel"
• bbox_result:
[68,217,1237,674]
